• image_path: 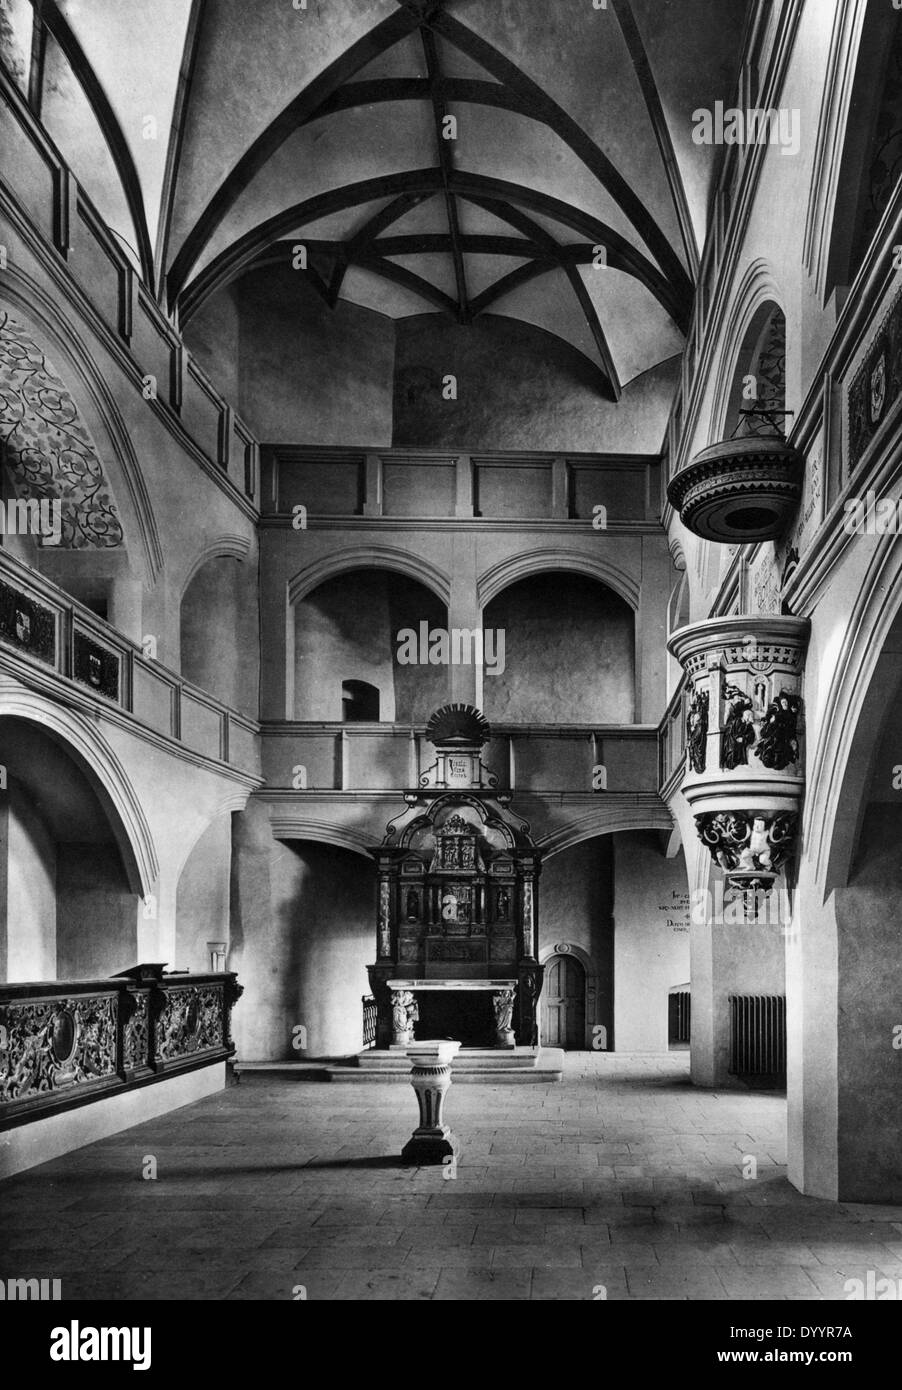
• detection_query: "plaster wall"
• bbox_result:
[613,832,691,1053]
[229,800,373,1060]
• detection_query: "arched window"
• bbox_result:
[827,2,902,296]
[724,302,786,438]
[668,569,690,637]
[342,680,380,722]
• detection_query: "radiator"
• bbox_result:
[668,990,691,1043]
[729,994,786,1076]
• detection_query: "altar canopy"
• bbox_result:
[367,706,544,1050]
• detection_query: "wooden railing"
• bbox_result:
[0,967,242,1128]
[0,549,260,776]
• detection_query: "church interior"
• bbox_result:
[1,0,902,1307]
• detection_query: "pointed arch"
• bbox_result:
[710,258,785,441]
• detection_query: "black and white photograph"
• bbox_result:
[0,0,899,1354]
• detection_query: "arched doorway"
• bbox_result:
[541,951,587,1050]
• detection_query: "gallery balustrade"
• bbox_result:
[0,549,259,775]
[260,720,659,794]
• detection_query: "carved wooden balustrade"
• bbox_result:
[0,967,242,1128]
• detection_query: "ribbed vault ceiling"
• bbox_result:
[46,0,751,398]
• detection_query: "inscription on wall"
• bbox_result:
[657,890,690,933]
[785,431,824,563]
[748,547,781,616]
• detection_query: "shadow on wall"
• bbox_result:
[185,271,680,453]
[0,719,138,982]
[392,315,680,453]
[230,801,375,1060]
[293,569,448,722]
[176,815,232,974]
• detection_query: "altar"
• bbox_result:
[365,705,545,1054]
[388,978,519,1049]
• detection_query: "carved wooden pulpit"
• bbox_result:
[367,705,544,1050]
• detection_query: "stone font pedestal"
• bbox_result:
[400,1040,461,1165]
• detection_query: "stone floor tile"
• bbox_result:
[433,1268,532,1299]
[332,1269,441,1300]
[491,1244,581,1267]
[3,1053,900,1301]
[717,1267,820,1297]
[531,1269,630,1300]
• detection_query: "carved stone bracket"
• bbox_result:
[696,810,799,876]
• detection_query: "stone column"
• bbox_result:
[447,533,479,706]
[377,873,393,961]
[668,616,809,1089]
[401,1040,461,1165]
[519,858,540,960]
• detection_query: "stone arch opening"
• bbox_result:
[290,568,449,723]
[0,716,140,982]
[481,570,636,724]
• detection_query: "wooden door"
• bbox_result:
[541,954,586,1049]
